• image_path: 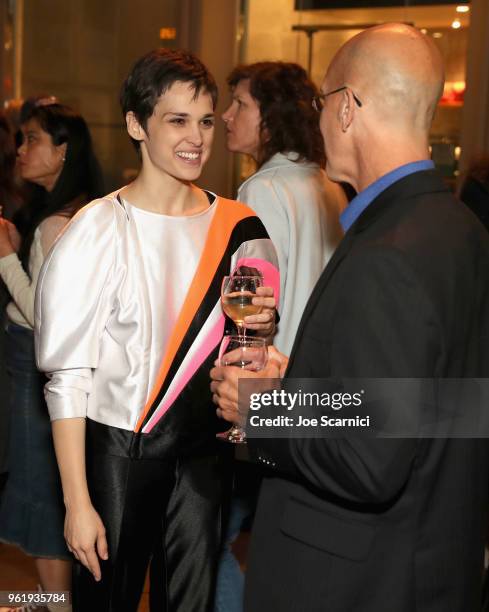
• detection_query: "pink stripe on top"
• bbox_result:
[142,310,225,433]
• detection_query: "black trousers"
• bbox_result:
[73,447,225,612]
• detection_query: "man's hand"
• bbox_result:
[210,346,287,427]
[64,502,108,582]
[243,285,276,338]
[267,346,289,377]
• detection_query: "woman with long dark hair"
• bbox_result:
[0,101,103,609]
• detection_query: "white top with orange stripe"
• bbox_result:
[34,191,280,432]
[127,197,217,397]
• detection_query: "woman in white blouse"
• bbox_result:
[0,100,102,609]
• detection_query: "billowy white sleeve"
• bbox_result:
[35,200,116,421]
[238,177,289,314]
[0,252,37,327]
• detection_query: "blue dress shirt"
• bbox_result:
[340,160,435,232]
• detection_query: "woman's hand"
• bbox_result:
[243,285,276,338]
[64,502,108,582]
[0,219,15,258]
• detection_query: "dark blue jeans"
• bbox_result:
[214,460,262,612]
[0,321,69,558]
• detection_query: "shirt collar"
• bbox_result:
[258,152,318,172]
[340,160,435,232]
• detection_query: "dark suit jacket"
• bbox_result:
[460,176,489,233]
[246,170,489,612]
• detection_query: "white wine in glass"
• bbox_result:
[221,275,263,335]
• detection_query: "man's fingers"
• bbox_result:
[211,376,239,409]
[210,366,226,382]
[214,390,239,412]
[217,404,242,424]
[267,347,289,373]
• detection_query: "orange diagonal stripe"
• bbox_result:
[135,198,255,432]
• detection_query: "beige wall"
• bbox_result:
[19,0,240,197]
[190,0,241,197]
[21,0,182,191]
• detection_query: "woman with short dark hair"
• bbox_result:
[35,49,279,612]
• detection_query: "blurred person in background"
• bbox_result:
[216,61,346,612]
[0,100,103,612]
[0,111,23,220]
[223,61,345,356]
[0,110,24,491]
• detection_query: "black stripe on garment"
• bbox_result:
[137,215,271,434]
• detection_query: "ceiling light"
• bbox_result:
[451,19,462,29]
[456,5,470,13]
[433,32,443,38]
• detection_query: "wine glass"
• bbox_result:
[221,275,263,338]
[216,335,268,443]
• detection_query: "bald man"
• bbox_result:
[211,23,489,611]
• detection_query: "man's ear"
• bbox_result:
[126,111,146,143]
[339,89,356,133]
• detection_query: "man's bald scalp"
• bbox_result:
[329,24,444,130]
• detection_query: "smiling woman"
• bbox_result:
[125,80,215,190]
[33,48,279,612]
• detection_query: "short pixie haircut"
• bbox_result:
[120,48,218,150]
[227,62,325,168]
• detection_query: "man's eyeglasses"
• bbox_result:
[312,86,363,112]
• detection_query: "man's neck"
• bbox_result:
[355,145,430,193]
